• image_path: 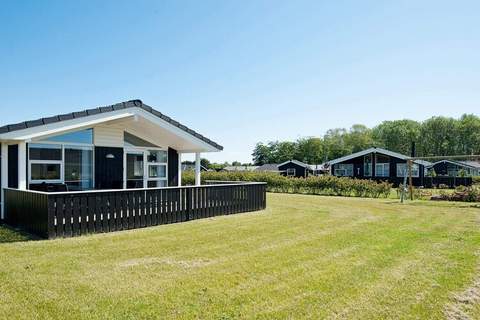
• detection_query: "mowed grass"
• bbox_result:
[1,194,480,320]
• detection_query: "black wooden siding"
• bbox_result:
[330,152,427,186]
[278,162,310,178]
[168,147,179,187]
[95,147,124,190]
[8,145,18,189]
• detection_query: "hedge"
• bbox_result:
[182,171,392,198]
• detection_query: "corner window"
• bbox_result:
[29,144,63,183]
[29,140,94,190]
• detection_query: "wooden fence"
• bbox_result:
[3,182,267,239]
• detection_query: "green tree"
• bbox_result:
[419,116,458,156]
[252,142,273,165]
[295,137,325,164]
[457,114,480,155]
[372,120,421,155]
[323,128,349,160]
[345,124,374,153]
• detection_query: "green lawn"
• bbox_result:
[1,194,480,319]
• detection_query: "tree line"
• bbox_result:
[252,114,480,165]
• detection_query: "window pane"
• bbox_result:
[29,144,62,160]
[31,163,61,180]
[148,180,167,188]
[64,147,93,190]
[127,154,144,179]
[44,129,93,144]
[149,165,166,178]
[147,150,167,163]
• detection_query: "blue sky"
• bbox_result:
[1,0,479,163]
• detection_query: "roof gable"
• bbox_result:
[0,100,223,151]
[327,147,429,166]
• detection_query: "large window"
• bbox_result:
[29,129,94,190]
[375,154,390,177]
[334,164,353,177]
[375,163,390,177]
[397,163,420,177]
[64,146,94,190]
[29,144,63,183]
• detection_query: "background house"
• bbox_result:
[427,160,480,177]
[327,147,431,186]
[222,165,259,172]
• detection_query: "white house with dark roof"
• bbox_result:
[0,100,267,239]
[0,100,222,217]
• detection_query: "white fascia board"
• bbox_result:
[328,147,411,165]
[428,159,477,169]
[134,108,220,152]
[0,110,135,141]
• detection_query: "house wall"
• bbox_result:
[331,152,427,186]
[93,125,124,147]
[95,147,124,189]
[278,162,309,178]
[430,162,478,177]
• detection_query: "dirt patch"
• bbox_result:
[445,278,480,320]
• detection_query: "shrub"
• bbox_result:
[431,186,480,202]
[182,171,392,199]
[473,176,480,185]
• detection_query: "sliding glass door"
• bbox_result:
[126,152,145,189]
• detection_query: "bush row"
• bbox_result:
[182,171,392,198]
[431,186,480,202]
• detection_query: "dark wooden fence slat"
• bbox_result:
[3,183,266,239]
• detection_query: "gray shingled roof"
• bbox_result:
[0,99,223,150]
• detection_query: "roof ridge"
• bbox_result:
[0,99,223,151]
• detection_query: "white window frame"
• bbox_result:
[28,140,95,187]
[396,163,419,178]
[375,163,390,177]
[334,164,353,177]
[64,145,95,189]
[124,147,168,189]
[286,168,296,177]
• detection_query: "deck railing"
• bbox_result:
[3,182,267,239]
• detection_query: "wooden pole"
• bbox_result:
[408,159,414,201]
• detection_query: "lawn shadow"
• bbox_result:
[0,224,41,244]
